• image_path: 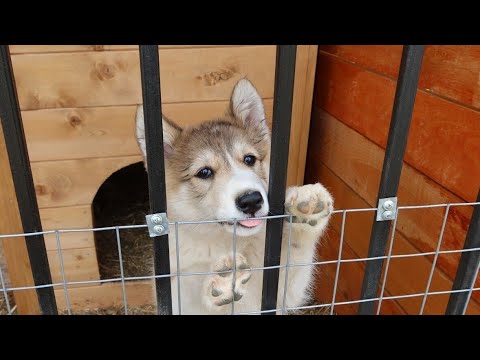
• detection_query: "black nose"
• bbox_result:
[235,191,264,215]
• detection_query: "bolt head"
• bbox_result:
[382,210,393,220]
[151,215,163,224]
[383,200,394,210]
[153,225,165,234]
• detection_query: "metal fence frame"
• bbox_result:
[0,44,479,315]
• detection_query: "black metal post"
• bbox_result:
[358,45,424,314]
[446,190,480,315]
[0,45,57,314]
[261,45,296,314]
[139,45,172,315]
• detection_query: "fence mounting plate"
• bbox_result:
[146,213,169,237]
[376,197,398,222]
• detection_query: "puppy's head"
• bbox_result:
[136,79,271,237]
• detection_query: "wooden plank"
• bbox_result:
[287,45,318,187]
[23,100,274,162]
[47,247,100,285]
[0,124,40,314]
[312,259,359,315]
[319,45,480,110]
[26,95,303,207]
[32,155,142,208]
[306,109,480,307]
[40,206,94,250]
[11,46,276,110]
[9,45,241,54]
[10,46,138,53]
[314,226,407,315]
[307,161,480,314]
[54,280,154,311]
[319,45,403,77]
[314,52,480,203]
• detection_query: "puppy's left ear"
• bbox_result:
[135,105,182,169]
[229,79,269,136]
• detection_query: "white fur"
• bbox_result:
[135,106,179,165]
[135,79,334,315]
[135,105,147,156]
[163,183,333,315]
[216,155,269,237]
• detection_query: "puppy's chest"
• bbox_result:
[175,231,264,270]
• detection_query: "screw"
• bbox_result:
[382,211,393,220]
[383,200,394,211]
[153,225,165,234]
[151,215,163,224]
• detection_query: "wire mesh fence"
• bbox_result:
[1,200,479,315]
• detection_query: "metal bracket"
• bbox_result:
[376,197,398,221]
[146,213,169,237]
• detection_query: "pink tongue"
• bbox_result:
[239,219,263,228]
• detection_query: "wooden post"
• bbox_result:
[0,124,41,314]
[287,45,318,187]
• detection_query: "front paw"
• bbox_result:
[204,254,252,309]
[285,183,334,226]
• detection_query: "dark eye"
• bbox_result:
[196,167,214,179]
[244,155,256,166]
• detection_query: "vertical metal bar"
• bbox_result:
[358,45,424,315]
[376,214,399,314]
[174,222,182,315]
[446,191,480,315]
[231,221,237,315]
[461,254,480,315]
[115,227,128,315]
[330,211,347,315]
[261,45,297,314]
[0,45,58,315]
[55,231,71,315]
[138,45,172,315]
[281,215,294,315]
[0,259,12,315]
[419,205,450,314]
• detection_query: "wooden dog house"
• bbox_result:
[0,45,318,313]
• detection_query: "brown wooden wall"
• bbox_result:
[306,46,480,315]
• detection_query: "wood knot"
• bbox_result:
[91,45,105,51]
[200,66,237,86]
[91,61,116,81]
[68,115,83,128]
[35,184,49,196]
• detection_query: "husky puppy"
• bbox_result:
[135,79,333,314]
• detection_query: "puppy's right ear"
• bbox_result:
[135,105,182,167]
[229,78,269,137]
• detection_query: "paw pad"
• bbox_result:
[208,255,252,307]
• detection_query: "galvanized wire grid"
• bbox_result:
[1,201,479,315]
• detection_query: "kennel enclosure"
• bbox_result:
[1,45,479,315]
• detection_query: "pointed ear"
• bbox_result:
[135,105,182,165]
[229,79,269,133]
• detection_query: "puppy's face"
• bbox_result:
[136,79,271,237]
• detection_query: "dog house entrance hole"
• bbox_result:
[93,162,154,280]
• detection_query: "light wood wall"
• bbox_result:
[1,45,318,312]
